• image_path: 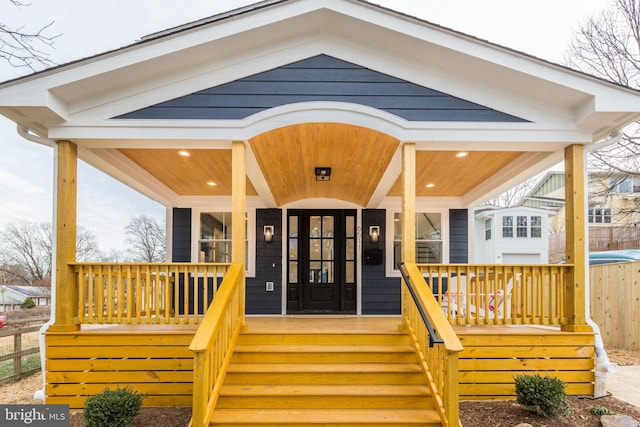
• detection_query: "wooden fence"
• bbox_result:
[0,317,47,384]
[590,261,640,351]
[550,226,640,262]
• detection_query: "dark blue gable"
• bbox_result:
[115,55,526,122]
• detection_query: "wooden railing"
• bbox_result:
[189,263,245,427]
[400,263,463,427]
[416,264,571,326]
[72,263,230,325]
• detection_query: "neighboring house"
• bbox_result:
[522,170,640,256]
[0,286,51,311]
[1,1,640,425]
[474,206,553,264]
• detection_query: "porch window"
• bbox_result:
[393,212,442,266]
[484,219,492,240]
[502,216,513,238]
[531,216,542,238]
[588,208,612,224]
[516,216,528,237]
[199,212,248,263]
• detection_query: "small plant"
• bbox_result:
[83,386,144,427]
[20,297,36,309]
[514,374,569,417]
[591,406,615,416]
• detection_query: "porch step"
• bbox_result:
[210,328,442,426]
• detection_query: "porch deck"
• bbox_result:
[44,316,595,410]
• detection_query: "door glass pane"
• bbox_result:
[322,240,334,260]
[289,261,298,283]
[322,261,334,283]
[322,216,334,237]
[310,239,321,260]
[289,216,298,237]
[310,216,321,237]
[346,239,354,261]
[310,261,321,283]
[289,239,298,260]
[346,216,355,238]
[346,261,354,283]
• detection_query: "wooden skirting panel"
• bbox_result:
[455,326,595,400]
[45,326,197,409]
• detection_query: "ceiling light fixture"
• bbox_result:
[456,151,469,158]
[315,167,331,181]
[207,181,217,186]
[178,150,191,157]
[425,183,436,188]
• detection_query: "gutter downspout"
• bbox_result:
[16,124,57,402]
[583,131,623,397]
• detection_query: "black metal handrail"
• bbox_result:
[398,262,444,347]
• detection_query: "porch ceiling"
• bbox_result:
[116,122,526,207]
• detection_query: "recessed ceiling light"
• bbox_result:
[207,181,217,186]
[425,183,436,188]
[178,150,191,157]
[456,151,469,158]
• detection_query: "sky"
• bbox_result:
[0,0,610,252]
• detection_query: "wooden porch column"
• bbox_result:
[401,143,416,264]
[50,140,80,332]
[231,141,247,323]
[562,144,590,332]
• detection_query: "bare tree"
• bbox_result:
[484,180,538,208]
[125,215,166,263]
[1,0,59,70]
[0,221,101,284]
[566,0,640,219]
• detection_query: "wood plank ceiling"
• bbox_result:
[118,123,524,205]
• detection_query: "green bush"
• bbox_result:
[591,406,615,416]
[514,374,569,417]
[83,386,144,427]
[20,297,36,309]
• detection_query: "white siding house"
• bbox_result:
[474,206,553,264]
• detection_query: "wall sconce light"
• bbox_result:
[263,225,274,242]
[369,226,380,243]
[315,167,331,181]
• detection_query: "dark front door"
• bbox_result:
[287,209,356,313]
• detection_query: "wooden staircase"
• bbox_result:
[210,317,442,427]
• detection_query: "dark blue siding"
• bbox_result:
[362,209,400,315]
[116,55,526,123]
[246,209,282,314]
[449,209,468,263]
[172,208,191,262]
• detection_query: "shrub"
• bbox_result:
[20,297,36,309]
[591,406,615,416]
[514,374,569,417]
[83,386,144,427]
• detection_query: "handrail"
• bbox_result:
[400,262,462,427]
[189,263,245,427]
[399,263,443,347]
[72,262,230,325]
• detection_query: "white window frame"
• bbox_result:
[485,218,492,241]
[385,208,449,277]
[191,207,256,278]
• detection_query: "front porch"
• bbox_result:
[42,260,595,427]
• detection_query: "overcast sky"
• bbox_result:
[0,0,608,252]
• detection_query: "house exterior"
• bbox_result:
[523,170,640,257]
[1,1,640,425]
[0,285,51,311]
[473,206,553,264]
